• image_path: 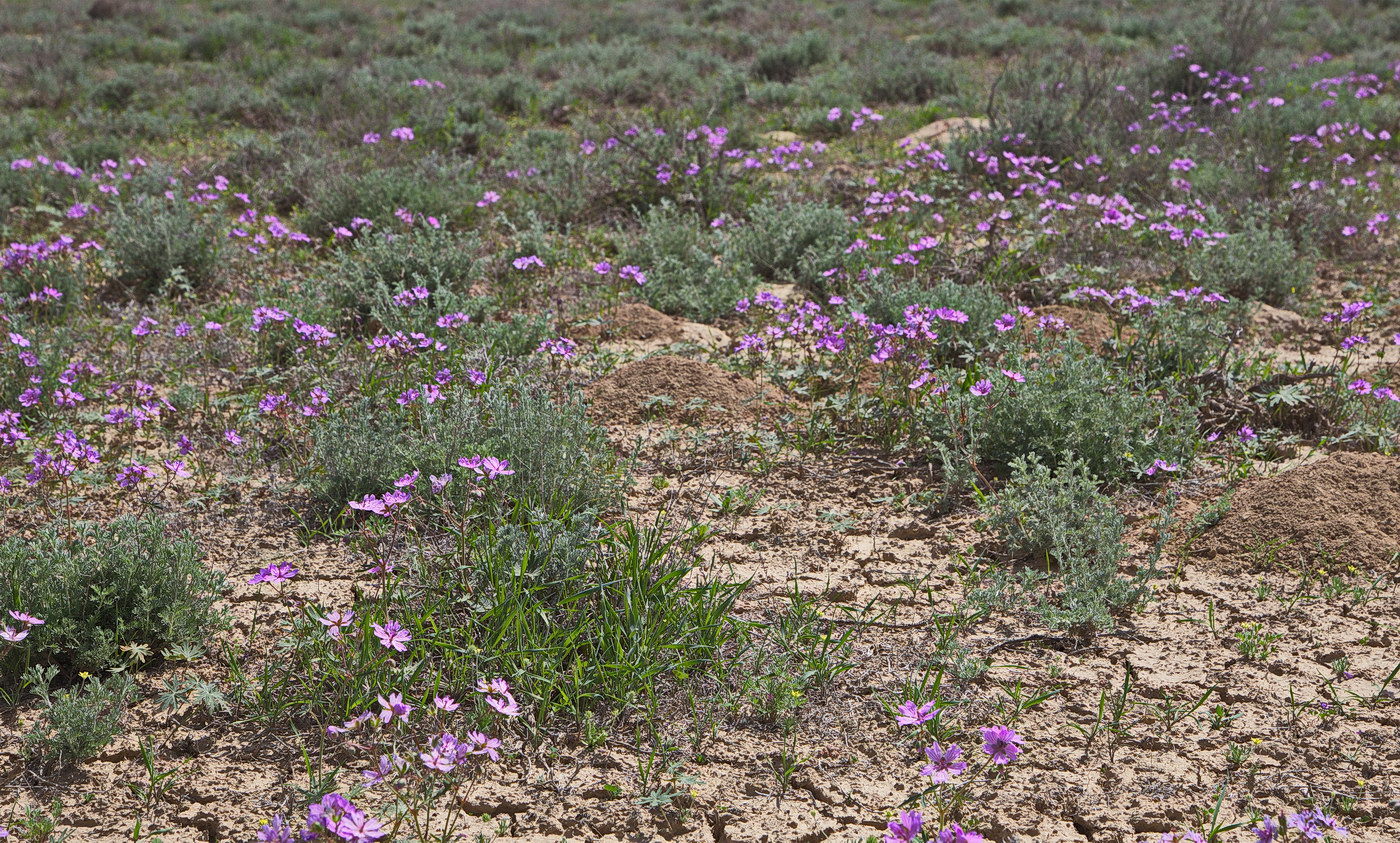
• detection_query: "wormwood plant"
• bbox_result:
[105,195,222,298]
[321,224,484,331]
[728,200,851,294]
[0,515,225,679]
[303,378,618,519]
[920,346,1198,482]
[979,453,1145,630]
[24,672,136,771]
[1185,216,1313,305]
[627,201,754,322]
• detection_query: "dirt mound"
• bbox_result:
[1036,304,1129,349]
[1197,452,1400,570]
[586,354,774,423]
[570,303,681,342]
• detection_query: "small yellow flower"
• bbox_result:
[78,671,91,679]
[1251,737,1263,745]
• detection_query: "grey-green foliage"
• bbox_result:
[1185,220,1313,305]
[752,32,830,83]
[24,673,134,770]
[305,378,619,517]
[323,225,483,330]
[851,277,1008,362]
[297,156,480,236]
[628,201,755,322]
[105,196,222,298]
[853,43,959,104]
[924,346,1198,482]
[982,453,1142,629]
[728,200,851,292]
[0,516,225,678]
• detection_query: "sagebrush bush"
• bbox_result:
[981,453,1143,629]
[851,277,1007,362]
[304,377,619,518]
[0,516,225,677]
[24,673,134,770]
[751,32,830,82]
[105,196,222,298]
[322,226,483,330]
[1184,219,1313,305]
[729,200,851,293]
[854,44,959,104]
[922,346,1198,481]
[628,202,755,322]
[297,156,480,235]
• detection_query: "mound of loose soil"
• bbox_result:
[1197,452,1400,570]
[1036,304,1128,349]
[570,302,682,342]
[586,354,774,423]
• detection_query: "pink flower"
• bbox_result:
[372,620,412,652]
[970,379,992,396]
[377,691,413,724]
[390,127,414,142]
[981,725,1023,764]
[895,700,937,726]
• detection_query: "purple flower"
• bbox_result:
[361,754,399,787]
[895,700,937,726]
[970,379,992,397]
[372,620,412,652]
[981,725,1023,764]
[883,810,922,843]
[477,677,522,717]
[377,691,413,724]
[1253,816,1280,843]
[919,742,967,783]
[362,132,380,144]
[8,611,43,626]
[390,126,414,142]
[936,824,984,843]
[1287,809,1346,840]
[480,457,514,480]
[318,609,355,640]
[0,627,29,643]
[434,694,459,712]
[420,744,456,772]
[305,794,386,843]
[1145,459,1180,476]
[248,562,298,586]
[465,730,503,761]
[256,815,292,843]
[115,462,152,489]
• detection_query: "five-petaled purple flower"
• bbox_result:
[372,620,412,652]
[981,725,1023,764]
